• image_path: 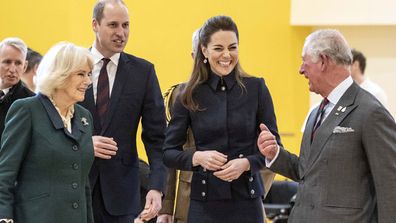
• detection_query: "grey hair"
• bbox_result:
[0,37,28,59]
[191,28,200,56]
[35,42,93,96]
[303,29,352,66]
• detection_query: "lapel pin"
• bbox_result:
[341,107,346,112]
[81,117,89,126]
[337,106,343,111]
[335,112,339,115]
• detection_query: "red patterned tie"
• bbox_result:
[311,97,329,142]
[96,58,110,127]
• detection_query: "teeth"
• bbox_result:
[219,61,230,66]
[114,40,122,43]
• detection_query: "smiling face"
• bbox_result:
[93,2,129,58]
[0,45,26,89]
[56,63,92,105]
[202,30,239,76]
[299,53,323,95]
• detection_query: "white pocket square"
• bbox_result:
[333,126,355,134]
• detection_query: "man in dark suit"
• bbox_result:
[80,1,167,222]
[0,37,35,136]
[258,29,396,222]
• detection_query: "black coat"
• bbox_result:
[163,71,281,201]
[0,81,35,136]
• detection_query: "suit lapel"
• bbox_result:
[302,83,360,177]
[299,107,319,175]
[100,52,130,134]
[39,94,64,130]
[38,94,85,141]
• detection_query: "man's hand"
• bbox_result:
[139,190,162,221]
[192,150,227,171]
[92,135,118,159]
[213,158,250,182]
[257,123,279,161]
[156,214,173,223]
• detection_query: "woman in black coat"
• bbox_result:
[163,15,282,223]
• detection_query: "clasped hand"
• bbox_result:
[192,151,250,182]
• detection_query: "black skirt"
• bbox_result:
[187,198,263,223]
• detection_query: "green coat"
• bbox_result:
[0,94,94,223]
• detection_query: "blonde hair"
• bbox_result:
[36,42,93,96]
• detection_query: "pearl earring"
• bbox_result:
[203,58,207,63]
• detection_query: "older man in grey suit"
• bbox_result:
[257,29,396,223]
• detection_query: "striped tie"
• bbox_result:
[311,97,329,142]
[96,58,110,127]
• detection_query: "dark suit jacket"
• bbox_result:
[80,52,167,216]
[0,80,35,135]
[163,71,281,202]
[271,83,396,223]
[0,94,94,223]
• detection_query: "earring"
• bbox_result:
[203,58,207,63]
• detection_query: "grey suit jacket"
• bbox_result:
[271,83,396,223]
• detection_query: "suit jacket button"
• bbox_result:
[72,145,78,151]
[72,182,78,189]
[201,192,206,197]
[72,202,79,209]
[250,189,255,195]
[72,163,79,170]
[249,177,254,182]
[310,204,315,209]
[202,180,206,184]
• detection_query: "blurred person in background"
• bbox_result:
[351,49,388,107]
[0,37,35,136]
[21,48,42,91]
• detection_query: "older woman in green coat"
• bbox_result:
[0,42,94,223]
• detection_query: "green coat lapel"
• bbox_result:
[38,94,86,141]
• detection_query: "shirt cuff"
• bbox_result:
[265,145,280,168]
[0,219,14,223]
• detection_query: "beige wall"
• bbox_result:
[291,0,396,25]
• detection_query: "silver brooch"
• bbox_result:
[81,117,89,126]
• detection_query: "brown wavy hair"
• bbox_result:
[181,15,249,112]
